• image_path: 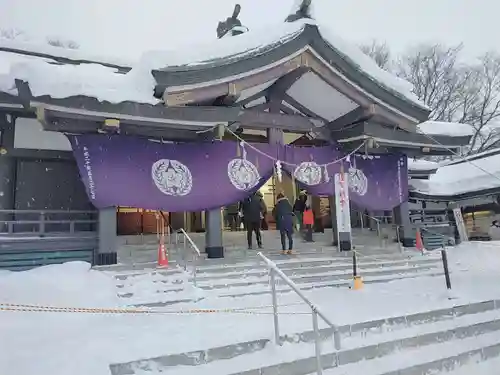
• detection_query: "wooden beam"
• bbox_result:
[238,92,266,107]
[237,109,314,131]
[163,56,302,106]
[282,94,327,122]
[34,100,316,133]
[267,67,310,98]
[245,102,270,111]
[325,105,374,130]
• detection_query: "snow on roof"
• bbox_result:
[141,21,306,69]
[147,19,426,110]
[0,19,424,109]
[315,24,426,111]
[0,51,158,105]
[0,38,135,68]
[408,159,439,171]
[410,148,500,197]
[417,121,474,137]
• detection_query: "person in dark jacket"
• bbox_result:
[225,202,240,231]
[240,192,266,249]
[293,190,308,231]
[256,191,269,230]
[274,193,294,254]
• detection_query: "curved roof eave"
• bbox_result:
[153,23,429,123]
[410,187,500,202]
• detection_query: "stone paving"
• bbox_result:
[113,228,402,268]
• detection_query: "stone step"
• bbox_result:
[130,271,444,307]
[195,312,500,375]
[320,332,500,375]
[108,300,500,375]
[194,253,433,275]
[118,264,440,294]
[439,353,500,375]
[218,271,444,298]
[108,252,431,279]
[195,264,440,290]
[193,258,441,281]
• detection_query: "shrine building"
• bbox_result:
[0,2,470,268]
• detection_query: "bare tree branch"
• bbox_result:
[359,40,392,70]
[47,37,80,50]
[360,40,500,157]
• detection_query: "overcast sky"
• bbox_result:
[0,0,497,61]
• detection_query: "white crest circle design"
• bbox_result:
[348,167,368,196]
[151,159,193,196]
[294,162,323,186]
[227,158,260,191]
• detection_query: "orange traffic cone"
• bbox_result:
[157,239,169,267]
[415,229,425,255]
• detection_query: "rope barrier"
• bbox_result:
[224,127,368,167]
[0,302,310,316]
[350,249,412,263]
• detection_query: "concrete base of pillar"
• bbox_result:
[205,208,224,258]
[334,231,352,251]
[401,237,415,247]
[338,240,352,251]
[205,245,224,259]
[337,232,352,251]
[95,252,117,265]
[398,226,417,247]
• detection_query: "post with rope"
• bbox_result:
[352,251,364,290]
[156,212,169,267]
[441,248,452,290]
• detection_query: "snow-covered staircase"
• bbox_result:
[112,251,444,307]
[109,299,500,375]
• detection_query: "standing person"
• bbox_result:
[303,205,314,242]
[226,202,240,231]
[274,193,294,254]
[256,191,269,230]
[293,190,308,233]
[240,192,266,249]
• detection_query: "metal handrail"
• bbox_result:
[357,210,456,250]
[401,224,455,248]
[175,228,201,287]
[257,252,341,375]
[356,211,386,247]
[0,209,96,214]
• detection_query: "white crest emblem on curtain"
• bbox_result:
[228,142,261,191]
[348,167,368,196]
[293,162,323,186]
[227,159,260,190]
[152,159,193,196]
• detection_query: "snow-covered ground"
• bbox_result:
[0,241,499,375]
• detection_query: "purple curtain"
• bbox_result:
[280,144,340,195]
[68,135,408,212]
[68,135,276,212]
[345,154,408,210]
[280,145,408,210]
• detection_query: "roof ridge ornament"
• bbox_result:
[285,0,313,23]
[216,4,249,39]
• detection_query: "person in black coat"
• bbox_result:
[240,191,266,249]
[293,190,308,232]
[274,193,294,254]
